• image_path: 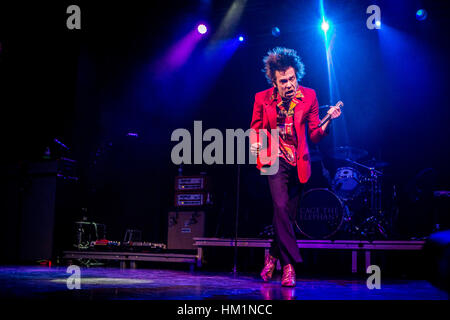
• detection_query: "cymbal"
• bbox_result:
[329,146,368,161]
[363,159,390,168]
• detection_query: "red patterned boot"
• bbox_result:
[260,254,278,282]
[281,264,296,287]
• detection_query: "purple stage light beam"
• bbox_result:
[153,27,205,76]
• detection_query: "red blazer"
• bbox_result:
[250,86,327,183]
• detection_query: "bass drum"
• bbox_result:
[295,188,346,239]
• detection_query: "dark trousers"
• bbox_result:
[267,157,304,267]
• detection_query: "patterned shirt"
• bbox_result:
[272,88,304,166]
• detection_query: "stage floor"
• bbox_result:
[0,266,447,300]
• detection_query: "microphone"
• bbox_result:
[54,138,69,150]
[318,101,343,128]
[318,113,332,128]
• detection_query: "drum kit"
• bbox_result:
[295,145,392,240]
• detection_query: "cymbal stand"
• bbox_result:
[344,158,388,238]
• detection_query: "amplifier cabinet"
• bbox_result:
[167,211,205,249]
[174,175,210,191]
[174,192,209,207]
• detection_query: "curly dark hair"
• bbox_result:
[262,47,305,85]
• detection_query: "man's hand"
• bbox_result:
[327,104,342,119]
[250,142,262,155]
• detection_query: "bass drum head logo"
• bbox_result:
[295,188,344,239]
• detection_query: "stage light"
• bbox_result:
[321,20,329,33]
[197,24,208,34]
[271,26,280,37]
[416,9,427,21]
[238,35,244,42]
[375,20,381,28]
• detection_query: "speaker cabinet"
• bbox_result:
[18,160,79,262]
[167,211,205,250]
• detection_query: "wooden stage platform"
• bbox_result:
[63,250,198,270]
[194,238,425,273]
[63,238,425,273]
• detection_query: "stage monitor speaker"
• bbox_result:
[424,230,450,293]
[167,211,205,250]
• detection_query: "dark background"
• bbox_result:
[0,0,449,263]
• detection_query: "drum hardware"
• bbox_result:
[310,145,331,184]
[320,161,332,186]
[341,158,390,239]
[296,145,394,239]
[258,225,275,238]
[362,158,390,169]
[344,158,383,212]
[357,215,389,239]
[329,146,368,161]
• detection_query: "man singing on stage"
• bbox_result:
[250,47,341,286]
